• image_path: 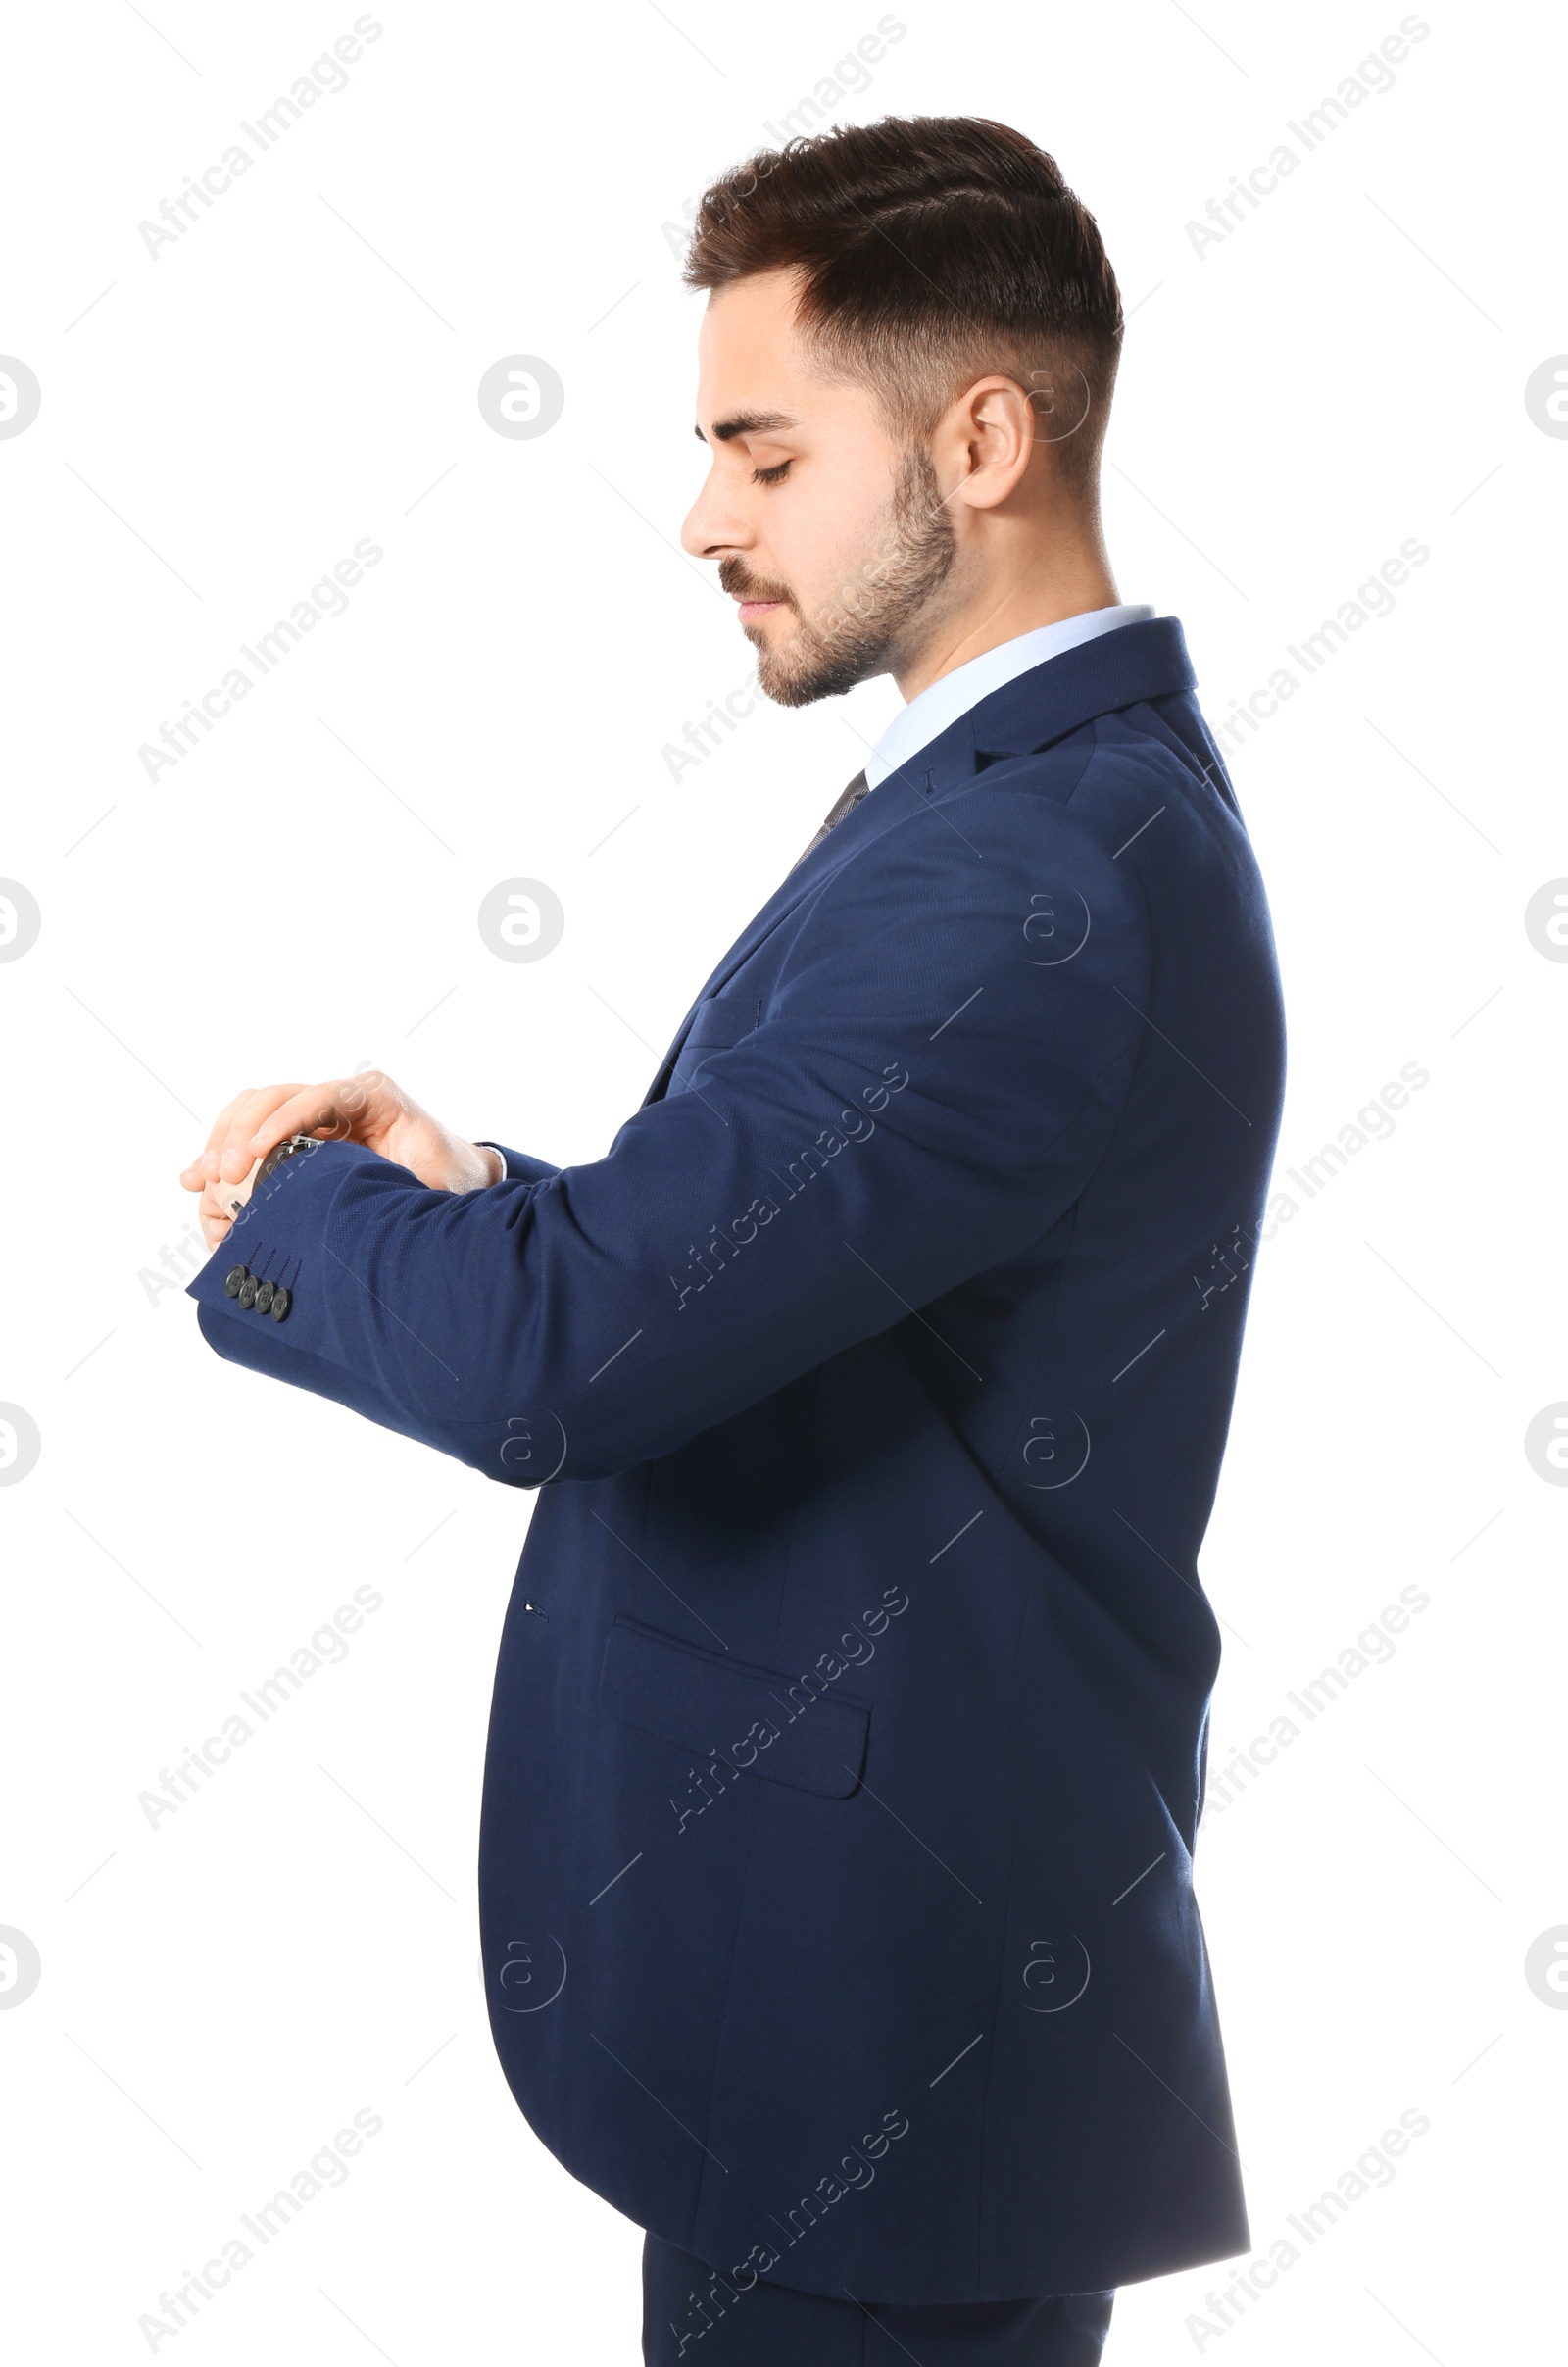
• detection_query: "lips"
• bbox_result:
[718,558,792,616]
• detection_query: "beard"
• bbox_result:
[719,446,957,708]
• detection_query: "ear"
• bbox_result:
[935,375,1040,513]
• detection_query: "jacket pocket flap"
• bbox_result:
[599,1616,869,1799]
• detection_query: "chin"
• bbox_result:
[762,647,875,709]
[744,619,804,706]
[743,604,882,708]
[754,651,825,708]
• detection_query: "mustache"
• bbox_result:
[717,557,797,608]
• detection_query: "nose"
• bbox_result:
[681,463,752,560]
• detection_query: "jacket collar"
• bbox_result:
[815,616,1197,824]
[969,612,1194,761]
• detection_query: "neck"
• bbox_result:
[893,513,1119,701]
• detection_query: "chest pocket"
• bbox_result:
[668,993,762,1096]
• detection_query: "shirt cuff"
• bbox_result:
[474,1141,563,1186]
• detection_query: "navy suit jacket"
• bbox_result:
[188,618,1285,2304]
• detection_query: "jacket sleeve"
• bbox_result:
[186,779,1152,1485]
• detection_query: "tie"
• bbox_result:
[788,770,869,873]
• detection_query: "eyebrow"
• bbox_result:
[695,410,800,443]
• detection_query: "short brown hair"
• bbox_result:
[684,116,1123,492]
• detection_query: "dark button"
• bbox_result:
[253,1279,275,1313]
[224,1265,248,1298]
[237,1275,257,1308]
[270,1285,292,1323]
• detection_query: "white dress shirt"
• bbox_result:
[863,604,1155,789]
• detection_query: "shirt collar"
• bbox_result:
[863,604,1156,790]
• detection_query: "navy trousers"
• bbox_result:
[642,2234,1115,2365]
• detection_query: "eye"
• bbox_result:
[752,459,792,485]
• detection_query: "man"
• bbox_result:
[181,117,1284,2367]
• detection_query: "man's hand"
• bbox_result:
[179,1071,503,1252]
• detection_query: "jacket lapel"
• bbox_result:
[638,773,915,1105]
[640,618,1200,1104]
[638,841,854,1105]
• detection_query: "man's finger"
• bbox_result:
[180,1088,256,1189]
[211,1084,307,1182]
[243,1084,355,1169]
[197,1178,239,1249]
[245,1076,391,1168]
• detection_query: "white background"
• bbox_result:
[1,1,1563,2359]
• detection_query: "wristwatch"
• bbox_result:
[218,1131,319,1222]
[255,1130,321,1185]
